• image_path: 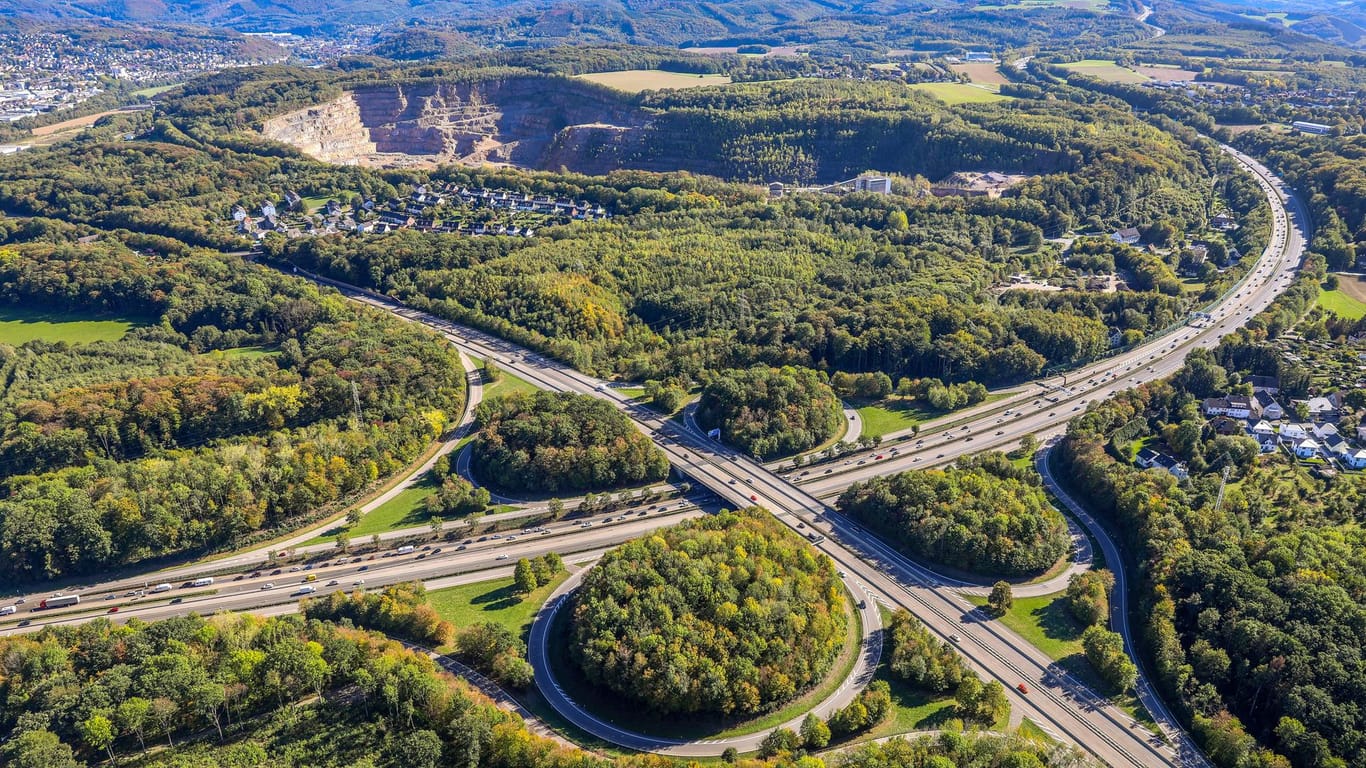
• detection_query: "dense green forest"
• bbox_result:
[570,509,848,716]
[695,366,843,459]
[0,607,1075,767]
[0,240,466,583]
[471,391,670,493]
[836,454,1069,577]
[1058,266,1366,767]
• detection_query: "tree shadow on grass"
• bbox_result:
[471,582,525,612]
[1028,597,1085,644]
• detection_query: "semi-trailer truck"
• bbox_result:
[39,595,80,609]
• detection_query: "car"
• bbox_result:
[357,565,369,572]
[797,522,805,529]
[270,569,282,575]
[303,564,314,571]
[288,566,301,573]
[1017,683,1029,695]
[416,553,428,560]
[261,583,275,590]
[496,554,509,561]
[638,510,648,516]
[108,606,119,613]
[505,536,517,542]
[327,580,340,586]
[728,478,736,484]
[431,548,442,554]
[875,454,884,460]
[749,494,758,502]
[232,575,244,581]
[857,600,867,609]
[457,544,467,551]
[949,634,960,643]
[996,430,1004,435]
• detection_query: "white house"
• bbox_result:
[1347,449,1366,470]
[1253,391,1283,421]
[1250,420,1276,438]
[1279,422,1310,443]
[1294,438,1321,459]
[1203,395,1256,419]
[1112,227,1141,245]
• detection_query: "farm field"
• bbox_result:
[574,69,732,93]
[910,82,1011,104]
[1319,276,1366,320]
[0,306,142,345]
[1133,64,1200,81]
[949,61,1009,85]
[1059,59,1149,84]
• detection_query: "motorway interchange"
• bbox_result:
[0,144,1308,768]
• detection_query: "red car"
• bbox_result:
[108,606,119,613]
[1017,683,1029,694]
[750,494,758,502]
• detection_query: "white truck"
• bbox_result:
[189,577,214,588]
[395,545,416,555]
[292,585,317,597]
[149,583,173,594]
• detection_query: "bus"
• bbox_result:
[39,595,80,609]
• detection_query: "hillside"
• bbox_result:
[6,0,1148,51]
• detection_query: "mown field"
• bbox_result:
[0,306,142,344]
[1059,59,1149,84]
[910,82,1011,104]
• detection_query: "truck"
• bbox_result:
[0,605,17,616]
[189,577,214,588]
[149,583,173,594]
[39,595,80,609]
[395,545,416,555]
[292,585,317,596]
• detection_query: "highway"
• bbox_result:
[0,143,1306,767]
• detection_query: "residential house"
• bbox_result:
[1203,395,1256,419]
[1303,395,1341,422]
[1253,390,1284,420]
[1347,449,1366,470]
[1112,227,1141,245]
[1211,212,1238,231]
[1208,415,1243,436]
[1278,422,1310,443]
[260,201,277,219]
[1293,438,1321,459]
[1136,447,1189,479]
[284,190,303,211]
[1358,420,1366,443]
[1247,375,1279,394]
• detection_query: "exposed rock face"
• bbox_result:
[261,77,647,172]
[261,94,376,164]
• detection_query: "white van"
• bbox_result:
[189,577,214,588]
[149,583,173,594]
[293,585,317,596]
[0,605,16,616]
[395,545,416,555]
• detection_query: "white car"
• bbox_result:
[261,583,275,590]
[496,554,509,561]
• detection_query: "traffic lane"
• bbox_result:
[1,489,702,614]
[0,510,703,634]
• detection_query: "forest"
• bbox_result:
[1058,268,1366,768]
[836,453,1070,577]
[0,239,466,583]
[470,391,670,493]
[569,509,848,716]
[695,366,844,459]
[0,606,1075,767]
